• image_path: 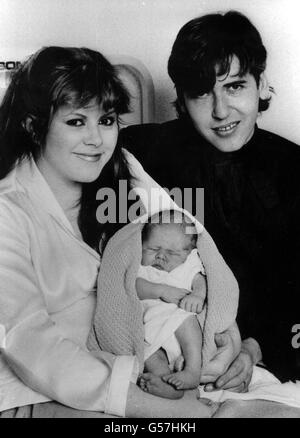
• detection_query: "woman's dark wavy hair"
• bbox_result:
[168,10,272,116]
[0,46,133,252]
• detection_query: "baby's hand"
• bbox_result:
[179,293,204,313]
[160,285,190,305]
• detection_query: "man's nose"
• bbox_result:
[212,93,230,120]
[84,125,103,147]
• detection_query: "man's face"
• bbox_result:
[183,56,267,152]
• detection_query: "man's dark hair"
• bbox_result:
[168,10,271,115]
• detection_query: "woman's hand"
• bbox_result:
[203,337,262,393]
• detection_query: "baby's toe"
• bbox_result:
[173,379,184,389]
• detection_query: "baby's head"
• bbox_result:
[141,210,198,272]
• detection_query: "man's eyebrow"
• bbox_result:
[224,79,247,85]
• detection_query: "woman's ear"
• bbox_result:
[22,115,40,145]
[259,73,270,100]
[22,116,35,134]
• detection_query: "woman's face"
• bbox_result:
[37,99,119,189]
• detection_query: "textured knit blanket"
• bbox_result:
[87,215,239,373]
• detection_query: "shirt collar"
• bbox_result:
[15,156,77,233]
[15,156,101,258]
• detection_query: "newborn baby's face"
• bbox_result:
[142,224,193,272]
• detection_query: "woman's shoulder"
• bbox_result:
[0,191,32,228]
[0,171,33,229]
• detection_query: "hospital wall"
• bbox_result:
[1,0,300,144]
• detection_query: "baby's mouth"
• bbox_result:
[152,263,164,270]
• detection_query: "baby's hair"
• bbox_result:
[142,209,198,249]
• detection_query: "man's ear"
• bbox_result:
[259,73,270,100]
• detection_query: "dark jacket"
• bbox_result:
[120,118,300,382]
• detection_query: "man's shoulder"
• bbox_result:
[121,119,182,139]
[256,128,300,192]
[257,128,300,158]
[120,119,187,155]
[120,119,195,186]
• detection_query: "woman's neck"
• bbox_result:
[36,159,82,234]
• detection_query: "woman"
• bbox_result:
[0,46,236,418]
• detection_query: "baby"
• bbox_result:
[136,210,207,399]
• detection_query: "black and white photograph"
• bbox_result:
[0,0,300,420]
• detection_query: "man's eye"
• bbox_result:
[227,83,244,93]
[66,119,84,127]
[99,116,116,127]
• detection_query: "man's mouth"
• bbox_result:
[73,153,102,162]
[212,121,240,135]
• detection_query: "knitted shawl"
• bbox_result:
[87,218,239,373]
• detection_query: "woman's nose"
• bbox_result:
[84,125,103,147]
[212,93,230,120]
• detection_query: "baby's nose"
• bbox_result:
[156,250,167,261]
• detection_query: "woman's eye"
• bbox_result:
[99,116,116,127]
[196,92,209,99]
[66,119,84,127]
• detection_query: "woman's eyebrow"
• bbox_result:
[100,109,116,118]
[64,110,87,118]
[64,109,116,118]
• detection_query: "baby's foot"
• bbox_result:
[138,372,184,399]
[163,369,201,390]
[174,355,185,372]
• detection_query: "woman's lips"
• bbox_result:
[212,121,240,135]
[73,152,102,162]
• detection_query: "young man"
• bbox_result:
[121,11,300,389]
